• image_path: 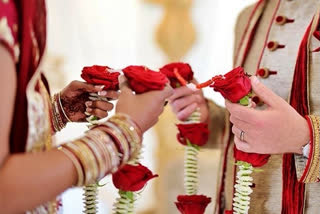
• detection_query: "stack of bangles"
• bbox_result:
[58,113,143,186]
[52,93,71,132]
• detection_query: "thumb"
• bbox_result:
[250,76,282,107]
[118,75,132,94]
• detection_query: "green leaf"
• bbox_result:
[235,161,252,168]
[186,139,200,151]
[91,115,98,121]
[125,191,134,200]
[239,96,249,106]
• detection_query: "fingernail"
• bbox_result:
[98,90,107,96]
[252,76,259,85]
[86,108,92,112]
[85,101,92,107]
[95,85,105,90]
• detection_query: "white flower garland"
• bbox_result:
[233,161,253,214]
[183,110,201,195]
[112,150,142,214]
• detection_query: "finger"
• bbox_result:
[229,115,252,131]
[234,136,251,152]
[86,108,108,119]
[72,80,105,93]
[177,103,198,121]
[161,84,174,99]
[232,125,243,140]
[97,90,120,100]
[118,75,132,94]
[86,100,114,111]
[171,94,201,113]
[225,100,258,123]
[250,76,283,107]
[168,86,196,102]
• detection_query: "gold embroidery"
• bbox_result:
[305,115,320,183]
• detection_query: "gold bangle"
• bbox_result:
[81,136,107,180]
[109,118,141,157]
[52,94,66,131]
[103,121,130,164]
[58,92,72,122]
[87,129,121,173]
[112,113,142,137]
[75,140,99,184]
[64,140,98,185]
[58,146,84,186]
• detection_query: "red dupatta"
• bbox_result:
[10,0,47,153]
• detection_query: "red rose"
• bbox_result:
[175,195,211,214]
[81,65,120,90]
[160,62,194,88]
[234,147,270,167]
[210,67,251,103]
[123,66,168,94]
[112,163,158,192]
[176,123,209,146]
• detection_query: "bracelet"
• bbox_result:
[52,94,66,132]
[58,146,84,186]
[64,140,99,185]
[58,92,72,122]
[109,118,141,158]
[81,136,108,180]
[86,129,121,174]
[101,121,131,164]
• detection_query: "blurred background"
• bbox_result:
[42,0,256,213]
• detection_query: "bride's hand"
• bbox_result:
[116,77,173,133]
[60,81,119,122]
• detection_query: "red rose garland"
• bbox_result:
[112,164,158,192]
[161,62,211,214]
[160,62,194,88]
[123,65,168,94]
[81,65,120,90]
[208,67,270,214]
[177,123,209,147]
[175,195,212,214]
[81,65,120,123]
[81,65,167,214]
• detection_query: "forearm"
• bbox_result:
[0,149,77,213]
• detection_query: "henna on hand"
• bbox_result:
[61,91,88,123]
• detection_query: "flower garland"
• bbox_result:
[160,63,212,214]
[81,65,121,213]
[207,67,270,214]
[81,65,167,214]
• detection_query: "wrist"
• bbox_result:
[294,118,310,154]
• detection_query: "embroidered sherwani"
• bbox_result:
[208,0,320,213]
